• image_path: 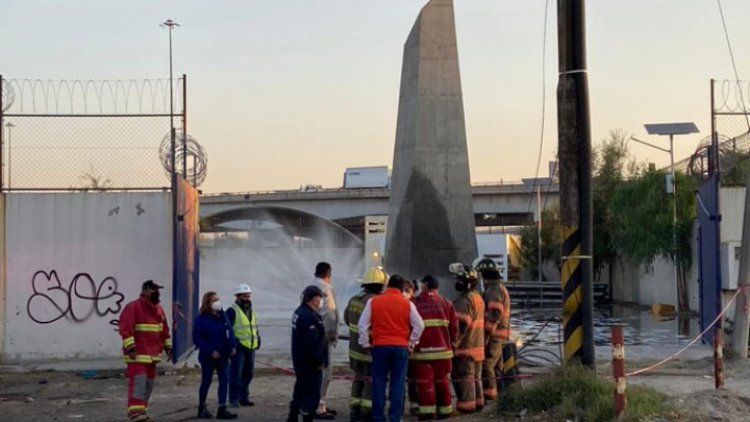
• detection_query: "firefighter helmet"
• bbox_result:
[475,258,499,273]
[363,266,388,285]
[449,263,478,284]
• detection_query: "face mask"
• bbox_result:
[211,301,223,312]
[150,291,161,304]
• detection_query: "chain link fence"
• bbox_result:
[0,77,188,190]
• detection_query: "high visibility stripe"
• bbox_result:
[455,400,476,412]
[128,405,147,413]
[360,399,372,409]
[419,405,437,414]
[350,398,361,406]
[122,336,135,349]
[437,405,453,415]
[470,320,484,329]
[423,319,449,327]
[123,354,158,364]
[164,338,172,348]
[349,350,372,362]
[134,323,162,332]
[484,388,498,400]
[455,347,484,360]
[348,323,359,333]
[410,350,453,360]
[349,301,365,313]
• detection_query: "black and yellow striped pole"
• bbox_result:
[557,0,595,368]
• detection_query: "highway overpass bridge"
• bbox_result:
[200,181,559,240]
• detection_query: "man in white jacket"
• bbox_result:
[314,262,339,419]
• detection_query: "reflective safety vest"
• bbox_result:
[483,280,511,341]
[231,303,259,350]
[345,291,376,362]
[453,290,485,361]
[411,290,458,361]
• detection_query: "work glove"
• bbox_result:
[125,347,137,360]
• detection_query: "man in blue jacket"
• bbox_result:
[287,285,329,422]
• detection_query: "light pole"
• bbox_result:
[5,121,13,191]
[630,121,699,310]
[160,18,180,180]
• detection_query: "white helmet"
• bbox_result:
[233,283,252,295]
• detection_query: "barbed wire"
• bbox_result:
[3,78,183,115]
[159,131,208,187]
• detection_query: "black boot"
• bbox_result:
[198,404,214,419]
[302,413,315,422]
[286,402,300,422]
[216,405,238,420]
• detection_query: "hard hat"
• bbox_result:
[363,266,389,285]
[233,283,252,295]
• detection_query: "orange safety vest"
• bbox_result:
[370,288,411,348]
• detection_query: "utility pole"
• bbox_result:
[557,0,595,367]
[161,18,180,180]
[5,122,14,191]
[733,140,750,357]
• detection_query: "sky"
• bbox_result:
[2,0,750,193]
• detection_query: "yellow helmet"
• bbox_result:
[363,266,389,285]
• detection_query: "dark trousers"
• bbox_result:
[199,356,230,406]
[371,346,408,422]
[291,369,323,416]
[229,347,255,403]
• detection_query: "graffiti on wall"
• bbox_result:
[26,270,125,325]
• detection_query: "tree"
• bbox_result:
[78,165,112,189]
[520,208,562,280]
[609,169,696,311]
[592,129,643,283]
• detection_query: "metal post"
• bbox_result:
[0,75,4,192]
[557,0,596,367]
[5,122,13,191]
[670,134,679,309]
[611,326,626,418]
[714,327,724,389]
[182,74,187,179]
[537,185,544,305]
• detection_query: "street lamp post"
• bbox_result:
[631,121,699,310]
[5,121,13,191]
[160,19,180,180]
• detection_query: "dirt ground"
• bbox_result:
[4,350,750,421]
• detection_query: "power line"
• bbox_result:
[716,0,750,132]
[527,0,551,215]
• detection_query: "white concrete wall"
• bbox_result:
[2,192,172,362]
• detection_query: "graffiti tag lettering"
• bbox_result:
[26,270,125,325]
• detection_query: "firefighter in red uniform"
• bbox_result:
[410,275,458,421]
[119,280,172,422]
[476,258,511,401]
[449,263,485,414]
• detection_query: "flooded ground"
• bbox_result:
[513,304,701,347]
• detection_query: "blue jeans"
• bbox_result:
[372,346,409,422]
[229,347,255,403]
[199,356,230,406]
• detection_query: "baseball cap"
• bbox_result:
[142,280,164,290]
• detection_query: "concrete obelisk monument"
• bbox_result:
[385,0,476,295]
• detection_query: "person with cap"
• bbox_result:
[226,283,260,408]
[475,258,511,402]
[358,275,425,422]
[118,280,172,422]
[449,263,485,414]
[344,266,387,421]
[410,275,458,421]
[314,262,339,419]
[193,291,238,419]
[287,285,329,422]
